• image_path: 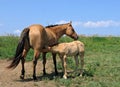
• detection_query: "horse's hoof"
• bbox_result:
[55,72,58,76]
[33,76,37,81]
[20,75,24,80]
[43,72,47,76]
[34,78,38,82]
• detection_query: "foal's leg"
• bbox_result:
[60,55,67,79]
[79,52,84,77]
[52,53,58,75]
[33,50,40,80]
[74,55,79,71]
[42,52,47,75]
[63,55,67,79]
[20,49,29,79]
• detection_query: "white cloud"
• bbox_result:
[56,20,120,28]
[14,29,21,35]
[82,20,120,28]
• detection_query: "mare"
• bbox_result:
[47,41,85,79]
[7,22,78,80]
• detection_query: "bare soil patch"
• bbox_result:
[0,59,61,87]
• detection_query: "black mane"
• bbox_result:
[45,24,59,28]
[45,23,66,28]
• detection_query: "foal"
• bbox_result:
[48,41,85,79]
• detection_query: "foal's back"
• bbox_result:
[74,41,84,52]
[51,41,84,56]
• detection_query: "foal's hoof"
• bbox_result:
[79,74,83,77]
[20,75,24,80]
[63,75,67,79]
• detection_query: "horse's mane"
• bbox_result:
[45,23,66,28]
[45,24,58,28]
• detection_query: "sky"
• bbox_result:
[0,0,120,36]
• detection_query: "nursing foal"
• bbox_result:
[48,41,85,79]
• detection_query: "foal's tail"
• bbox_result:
[7,28,29,69]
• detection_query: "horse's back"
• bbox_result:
[28,24,48,50]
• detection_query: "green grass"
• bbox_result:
[0,35,120,87]
[0,36,19,59]
[0,35,51,61]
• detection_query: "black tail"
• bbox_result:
[7,28,29,69]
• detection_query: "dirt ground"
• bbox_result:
[0,59,62,87]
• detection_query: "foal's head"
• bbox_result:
[65,22,78,40]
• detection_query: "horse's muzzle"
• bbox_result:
[73,35,79,40]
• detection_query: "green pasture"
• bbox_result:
[0,35,120,87]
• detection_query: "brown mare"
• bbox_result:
[7,22,78,80]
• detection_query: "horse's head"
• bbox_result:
[65,22,78,40]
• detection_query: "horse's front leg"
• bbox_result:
[33,50,40,80]
[42,52,47,75]
[52,53,58,75]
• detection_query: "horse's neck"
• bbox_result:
[51,26,66,39]
[45,25,66,46]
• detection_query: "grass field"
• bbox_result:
[0,35,120,87]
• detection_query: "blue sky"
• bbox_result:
[0,0,120,36]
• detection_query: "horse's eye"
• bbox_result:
[72,29,75,32]
[69,24,72,27]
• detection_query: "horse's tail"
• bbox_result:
[7,28,29,69]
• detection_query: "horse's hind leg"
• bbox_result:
[33,50,40,80]
[20,49,29,79]
[52,53,58,75]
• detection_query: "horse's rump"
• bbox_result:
[29,24,49,50]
